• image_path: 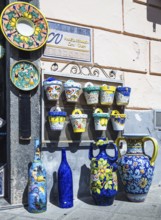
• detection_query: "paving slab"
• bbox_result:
[0,187,160,220]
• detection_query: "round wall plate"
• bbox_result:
[0,2,48,51]
[10,60,40,91]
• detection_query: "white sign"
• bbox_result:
[43,20,92,63]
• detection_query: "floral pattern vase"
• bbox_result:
[28,139,47,213]
[115,134,159,202]
[89,138,118,206]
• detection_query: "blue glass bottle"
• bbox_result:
[58,148,73,208]
[28,139,47,213]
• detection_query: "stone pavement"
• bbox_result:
[0,186,161,220]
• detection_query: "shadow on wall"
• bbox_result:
[77,164,92,204]
[146,0,161,31]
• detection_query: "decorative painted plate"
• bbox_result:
[10,61,40,91]
[0,2,48,51]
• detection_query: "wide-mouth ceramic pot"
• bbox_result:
[100,84,116,105]
[111,110,126,131]
[115,86,131,106]
[64,80,82,103]
[48,107,66,131]
[93,108,109,130]
[70,109,88,133]
[83,82,100,105]
[43,77,62,101]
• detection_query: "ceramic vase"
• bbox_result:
[64,80,82,102]
[58,148,73,208]
[115,134,159,202]
[43,77,62,100]
[70,109,88,133]
[48,107,67,130]
[93,108,109,131]
[83,82,100,105]
[89,138,118,206]
[28,139,47,213]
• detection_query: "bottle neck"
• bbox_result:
[61,148,67,162]
[34,139,41,161]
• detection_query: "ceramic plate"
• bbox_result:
[0,2,48,51]
[10,61,40,91]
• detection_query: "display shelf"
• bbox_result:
[41,62,124,145]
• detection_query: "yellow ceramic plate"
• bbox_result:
[0,2,48,51]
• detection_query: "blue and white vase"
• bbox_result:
[89,138,118,206]
[116,134,159,202]
[58,148,73,208]
[28,139,47,213]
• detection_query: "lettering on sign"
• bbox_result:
[43,20,92,63]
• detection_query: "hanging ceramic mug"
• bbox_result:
[100,84,116,105]
[43,77,62,101]
[70,109,88,133]
[83,82,100,105]
[64,80,82,103]
[115,86,131,106]
[111,110,126,131]
[48,107,67,131]
[93,108,109,131]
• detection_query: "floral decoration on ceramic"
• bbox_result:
[100,84,116,105]
[64,80,82,103]
[89,137,118,206]
[48,107,66,131]
[10,60,40,91]
[43,77,62,101]
[69,109,87,133]
[93,108,109,131]
[0,2,48,51]
[111,110,126,131]
[28,139,47,213]
[116,134,159,202]
[83,82,100,105]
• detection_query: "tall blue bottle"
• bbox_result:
[58,148,73,208]
[28,139,47,213]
